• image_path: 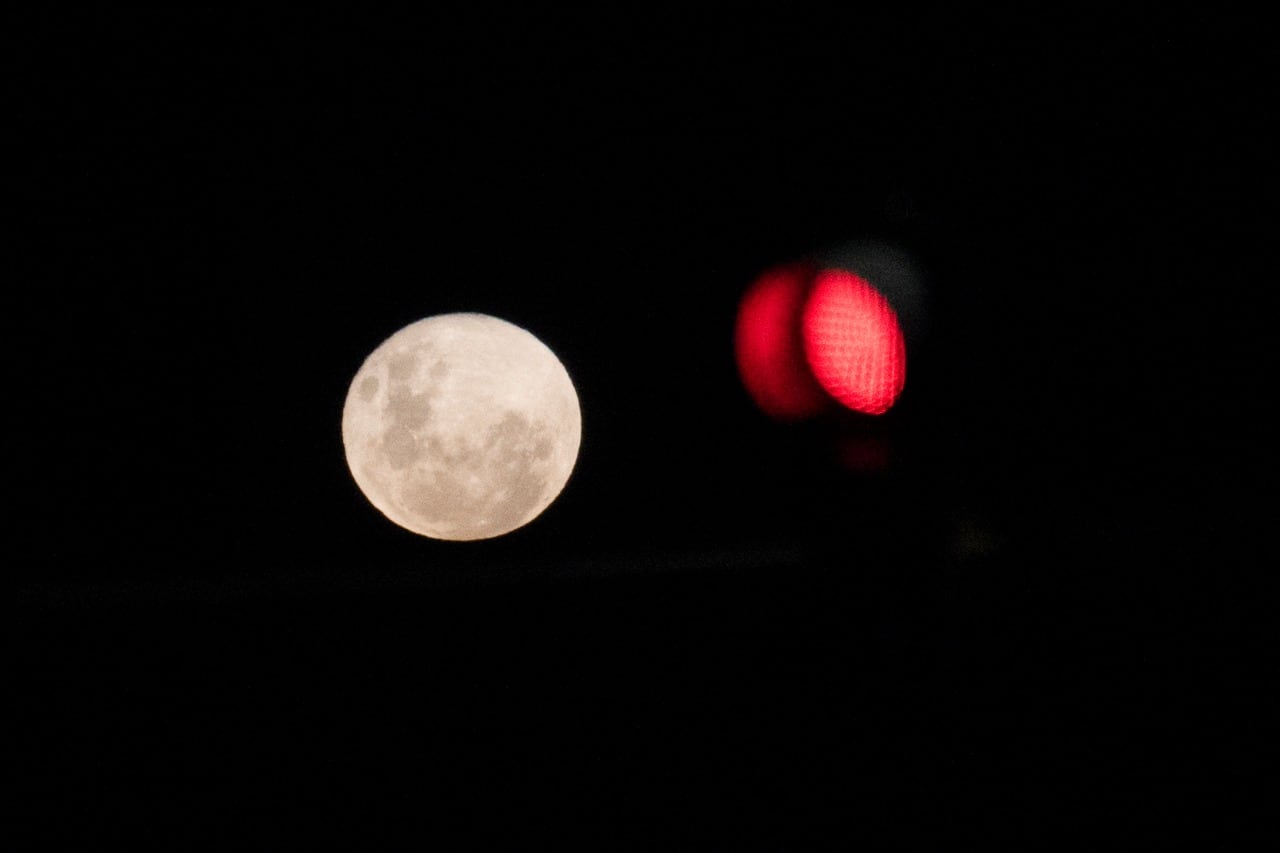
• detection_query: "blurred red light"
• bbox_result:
[734,264,829,420]
[801,269,906,415]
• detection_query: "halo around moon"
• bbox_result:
[342,313,581,541]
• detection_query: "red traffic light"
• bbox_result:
[802,268,906,416]
[734,264,830,420]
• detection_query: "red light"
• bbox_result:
[734,264,829,420]
[801,269,906,415]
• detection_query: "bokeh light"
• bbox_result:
[734,264,829,420]
[801,269,906,415]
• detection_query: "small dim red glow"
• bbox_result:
[801,269,906,415]
[734,264,829,420]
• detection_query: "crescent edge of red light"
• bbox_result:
[801,268,906,415]
[733,264,830,420]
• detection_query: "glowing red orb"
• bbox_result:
[801,269,906,415]
[734,264,829,420]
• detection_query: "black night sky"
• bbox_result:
[13,10,1267,846]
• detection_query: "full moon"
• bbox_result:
[342,313,581,540]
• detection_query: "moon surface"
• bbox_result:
[342,313,581,540]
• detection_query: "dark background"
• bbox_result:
[13,10,1267,846]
